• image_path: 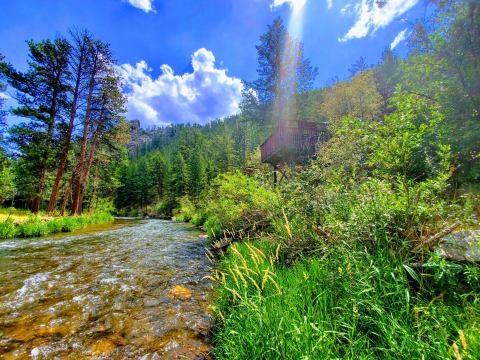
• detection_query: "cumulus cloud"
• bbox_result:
[390,28,408,49]
[327,0,333,9]
[339,0,418,42]
[125,0,154,13]
[270,0,307,10]
[117,48,244,127]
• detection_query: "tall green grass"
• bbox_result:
[0,212,113,239]
[213,240,479,359]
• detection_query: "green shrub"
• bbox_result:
[91,197,116,214]
[17,217,49,237]
[173,196,196,222]
[191,212,207,226]
[0,219,16,239]
[46,218,64,233]
[204,172,280,239]
[60,216,79,232]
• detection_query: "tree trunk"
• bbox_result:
[78,124,100,212]
[47,49,85,214]
[60,170,75,216]
[88,167,99,213]
[31,84,59,213]
[71,57,97,215]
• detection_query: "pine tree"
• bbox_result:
[187,149,207,199]
[252,18,318,107]
[168,151,188,198]
[3,38,71,212]
[71,38,118,214]
[0,54,7,147]
[48,29,92,214]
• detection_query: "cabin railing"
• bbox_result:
[260,121,329,164]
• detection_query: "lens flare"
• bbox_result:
[273,0,308,125]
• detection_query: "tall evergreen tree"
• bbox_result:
[48,29,92,214]
[0,54,7,147]
[252,18,318,108]
[71,38,117,214]
[3,39,71,212]
[375,47,400,114]
[168,151,188,198]
[188,149,207,199]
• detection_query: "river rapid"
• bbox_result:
[0,219,214,359]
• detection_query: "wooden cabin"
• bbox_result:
[260,121,330,165]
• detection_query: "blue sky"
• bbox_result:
[0,0,427,127]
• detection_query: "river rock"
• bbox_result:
[170,285,192,300]
[438,230,480,262]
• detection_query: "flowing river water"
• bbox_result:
[0,219,214,359]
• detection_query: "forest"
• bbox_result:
[0,0,479,358]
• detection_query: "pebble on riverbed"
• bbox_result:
[170,285,192,300]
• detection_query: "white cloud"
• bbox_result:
[327,0,333,9]
[339,0,418,42]
[390,28,408,49]
[125,0,154,13]
[117,48,244,127]
[270,0,307,10]
[341,3,352,15]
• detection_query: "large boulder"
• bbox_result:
[438,230,480,262]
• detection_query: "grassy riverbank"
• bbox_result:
[211,239,479,359]
[0,208,113,239]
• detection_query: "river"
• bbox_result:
[0,219,214,359]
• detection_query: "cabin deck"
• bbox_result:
[260,121,330,165]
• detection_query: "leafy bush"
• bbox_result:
[0,219,16,239]
[278,92,456,252]
[173,196,196,222]
[92,197,116,214]
[203,172,280,239]
[191,212,207,226]
[16,217,49,237]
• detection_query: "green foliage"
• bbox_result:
[403,0,480,182]
[173,196,196,222]
[0,211,113,239]
[0,219,16,239]
[252,18,318,106]
[0,163,16,203]
[214,240,480,360]
[203,172,280,239]
[91,197,116,214]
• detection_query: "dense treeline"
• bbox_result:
[115,117,268,215]
[0,30,129,215]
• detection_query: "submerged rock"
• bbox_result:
[170,285,192,300]
[438,230,480,262]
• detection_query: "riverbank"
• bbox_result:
[171,170,479,359]
[0,208,113,239]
